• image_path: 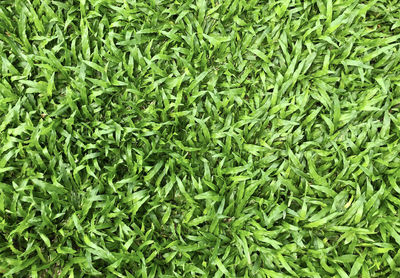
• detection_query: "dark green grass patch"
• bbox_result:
[1,0,400,277]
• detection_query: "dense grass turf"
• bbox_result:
[1,0,400,277]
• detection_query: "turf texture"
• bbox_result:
[1,0,400,277]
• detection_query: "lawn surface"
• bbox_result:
[1,0,400,277]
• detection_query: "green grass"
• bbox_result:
[1,0,400,277]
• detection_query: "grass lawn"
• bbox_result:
[1,0,400,277]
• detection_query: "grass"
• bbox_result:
[1,0,400,277]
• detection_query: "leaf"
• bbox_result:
[304,212,340,228]
[195,191,221,201]
[144,161,164,182]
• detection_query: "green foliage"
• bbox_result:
[1,0,400,277]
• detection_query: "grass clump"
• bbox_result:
[1,0,400,277]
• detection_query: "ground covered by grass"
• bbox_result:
[1,0,400,277]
